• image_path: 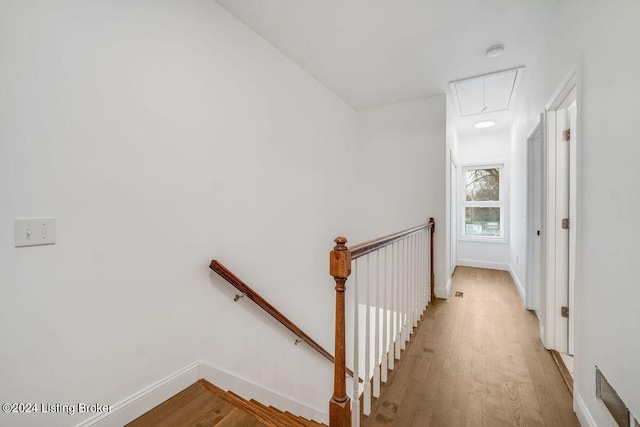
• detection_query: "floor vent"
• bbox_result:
[596,366,638,427]
[455,292,463,298]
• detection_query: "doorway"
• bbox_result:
[541,66,579,367]
[450,159,457,276]
[526,116,543,323]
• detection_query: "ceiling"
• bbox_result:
[216,0,560,132]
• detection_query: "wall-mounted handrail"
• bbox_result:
[209,260,356,379]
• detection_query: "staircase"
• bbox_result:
[126,379,327,427]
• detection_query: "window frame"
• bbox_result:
[460,162,508,243]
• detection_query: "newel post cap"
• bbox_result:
[330,236,351,279]
[334,236,348,249]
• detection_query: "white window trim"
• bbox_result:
[459,162,508,243]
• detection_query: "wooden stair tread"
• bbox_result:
[126,382,238,427]
[127,379,326,427]
[217,408,264,427]
[199,379,327,427]
[248,398,302,427]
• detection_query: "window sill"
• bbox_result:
[459,235,508,244]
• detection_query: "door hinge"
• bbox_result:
[562,218,570,229]
[563,128,571,141]
[561,306,569,318]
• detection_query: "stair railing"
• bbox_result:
[329,218,435,427]
[209,260,357,379]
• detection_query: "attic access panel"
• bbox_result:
[450,67,524,117]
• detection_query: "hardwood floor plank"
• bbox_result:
[362,267,579,427]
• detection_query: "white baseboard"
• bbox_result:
[435,277,452,299]
[199,362,328,424]
[75,362,200,427]
[74,361,328,427]
[509,264,526,305]
[457,258,510,271]
[575,390,598,427]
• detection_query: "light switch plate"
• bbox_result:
[15,217,56,247]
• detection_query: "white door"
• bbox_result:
[554,106,570,354]
[567,100,577,356]
[554,95,577,356]
[542,69,579,356]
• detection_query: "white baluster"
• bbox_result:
[420,229,425,313]
[407,235,412,336]
[404,237,410,344]
[408,235,412,332]
[400,238,407,350]
[373,250,381,397]
[423,229,427,310]
[428,228,432,303]
[395,240,402,360]
[410,234,415,332]
[364,254,371,416]
[413,234,422,328]
[416,234,419,322]
[381,246,389,381]
[353,259,360,427]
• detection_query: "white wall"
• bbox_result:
[353,96,446,293]
[456,130,511,271]
[509,0,640,423]
[0,1,357,426]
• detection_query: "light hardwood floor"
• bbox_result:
[362,266,579,427]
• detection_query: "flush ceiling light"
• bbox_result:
[474,120,496,128]
[486,45,505,58]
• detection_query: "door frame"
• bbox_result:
[525,114,543,320]
[541,61,581,354]
[450,157,458,276]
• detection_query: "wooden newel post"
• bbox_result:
[429,217,436,301]
[329,237,352,427]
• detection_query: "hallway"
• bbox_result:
[363,267,579,426]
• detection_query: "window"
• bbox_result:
[462,164,505,240]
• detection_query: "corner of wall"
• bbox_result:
[509,264,526,304]
[75,362,200,427]
[435,277,452,299]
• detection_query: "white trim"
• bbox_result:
[74,361,328,427]
[449,66,525,117]
[525,114,543,312]
[542,60,580,353]
[545,65,578,111]
[75,362,200,427]
[435,277,452,299]
[457,258,509,271]
[459,162,509,242]
[458,235,507,244]
[575,391,598,427]
[199,362,328,424]
[509,264,526,304]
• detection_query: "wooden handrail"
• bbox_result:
[349,219,435,260]
[209,260,357,379]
